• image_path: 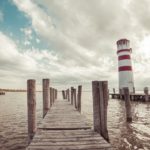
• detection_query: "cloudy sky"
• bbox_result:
[0,0,150,90]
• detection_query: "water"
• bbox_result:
[0,92,150,150]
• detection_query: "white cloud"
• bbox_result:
[3,0,150,90]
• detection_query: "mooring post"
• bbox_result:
[56,89,57,100]
[73,88,77,109]
[50,87,53,107]
[133,87,135,94]
[62,90,65,99]
[119,88,123,99]
[56,89,57,99]
[65,90,68,99]
[113,88,115,94]
[27,79,36,142]
[92,81,109,142]
[43,79,50,118]
[54,89,56,100]
[53,88,55,103]
[144,87,149,102]
[77,85,82,113]
[71,87,74,105]
[66,89,69,101]
[123,87,132,122]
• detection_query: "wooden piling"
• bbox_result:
[27,79,36,142]
[71,87,74,105]
[65,90,68,99]
[50,87,53,107]
[73,88,77,109]
[144,87,149,102]
[123,87,132,122]
[56,89,57,99]
[67,89,70,101]
[53,88,55,103]
[77,85,82,113]
[92,81,109,142]
[119,88,123,99]
[62,90,65,99]
[43,79,50,118]
[113,88,115,94]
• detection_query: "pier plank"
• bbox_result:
[27,99,113,150]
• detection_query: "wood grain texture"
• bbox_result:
[27,99,113,150]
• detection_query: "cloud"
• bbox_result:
[1,0,150,90]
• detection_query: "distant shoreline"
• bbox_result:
[0,89,42,92]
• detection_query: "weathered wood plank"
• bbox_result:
[27,99,113,150]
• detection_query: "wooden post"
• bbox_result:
[27,79,36,142]
[73,88,77,108]
[54,89,56,100]
[113,88,115,94]
[144,87,149,102]
[119,89,122,99]
[56,89,57,99]
[67,89,70,101]
[133,87,135,94]
[92,81,109,142]
[50,87,53,107]
[71,87,74,105]
[123,87,132,122]
[53,88,55,103]
[43,79,50,118]
[77,85,82,113]
[65,90,68,99]
[55,89,57,100]
[62,90,65,99]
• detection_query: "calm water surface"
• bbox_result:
[0,92,150,150]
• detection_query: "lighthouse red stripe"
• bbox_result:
[117,49,131,54]
[118,55,130,60]
[119,66,132,71]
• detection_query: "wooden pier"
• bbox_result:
[27,99,112,150]
[26,80,113,150]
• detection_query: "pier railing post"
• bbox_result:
[73,88,77,109]
[27,79,36,142]
[71,87,74,105]
[144,87,149,102]
[50,87,53,107]
[55,89,57,100]
[62,90,65,99]
[53,88,55,103]
[65,90,68,99]
[123,87,132,122]
[43,79,50,118]
[113,88,115,94]
[77,85,82,113]
[67,89,70,101]
[92,81,109,142]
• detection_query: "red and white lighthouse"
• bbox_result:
[116,39,134,93]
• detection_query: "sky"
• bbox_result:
[0,0,150,90]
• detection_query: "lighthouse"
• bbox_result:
[116,39,134,93]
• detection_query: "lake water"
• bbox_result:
[0,92,150,150]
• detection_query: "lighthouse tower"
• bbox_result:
[116,39,134,93]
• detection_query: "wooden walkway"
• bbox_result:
[27,99,113,150]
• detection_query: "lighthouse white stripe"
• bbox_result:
[118,59,132,67]
[117,45,129,50]
[118,51,131,56]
